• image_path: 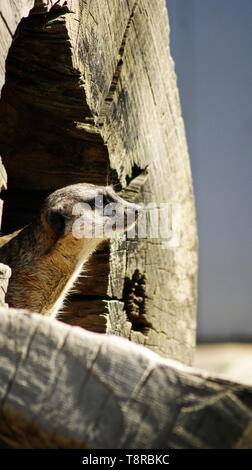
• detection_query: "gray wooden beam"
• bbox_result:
[0,308,251,449]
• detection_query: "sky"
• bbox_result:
[167,0,252,341]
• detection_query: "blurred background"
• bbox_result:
[167,0,252,345]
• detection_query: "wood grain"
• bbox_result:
[67,0,197,362]
[0,307,251,449]
[0,0,68,309]
[0,0,197,363]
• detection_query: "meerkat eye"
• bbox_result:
[95,195,104,209]
[86,195,111,209]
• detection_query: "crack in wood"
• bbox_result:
[0,11,14,38]
[97,1,138,126]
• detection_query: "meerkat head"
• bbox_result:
[41,183,141,241]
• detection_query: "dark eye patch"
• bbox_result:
[85,195,112,209]
[46,210,65,236]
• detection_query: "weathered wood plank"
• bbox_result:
[0,0,197,364]
[66,0,198,362]
[0,4,110,190]
[0,0,70,309]
[0,0,35,94]
[0,307,251,449]
[0,263,11,307]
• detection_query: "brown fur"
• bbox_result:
[0,183,140,317]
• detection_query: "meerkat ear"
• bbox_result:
[45,210,66,237]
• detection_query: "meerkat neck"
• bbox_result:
[0,224,102,317]
[47,237,101,317]
[0,222,53,267]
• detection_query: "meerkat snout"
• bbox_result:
[0,183,141,317]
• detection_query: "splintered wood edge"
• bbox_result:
[0,307,251,449]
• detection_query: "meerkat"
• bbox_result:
[0,183,141,317]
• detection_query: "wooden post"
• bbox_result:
[0,0,197,364]
[0,2,66,307]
